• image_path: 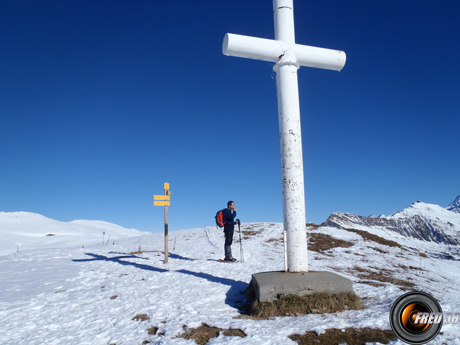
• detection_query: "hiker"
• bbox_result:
[223,201,240,262]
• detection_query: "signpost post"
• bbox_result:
[154,183,171,263]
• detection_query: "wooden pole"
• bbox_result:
[164,183,169,263]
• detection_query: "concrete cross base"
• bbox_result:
[251,271,354,302]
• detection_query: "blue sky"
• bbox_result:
[1,0,459,233]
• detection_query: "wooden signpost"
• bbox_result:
[154,182,171,263]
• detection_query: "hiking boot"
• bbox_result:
[224,257,237,262]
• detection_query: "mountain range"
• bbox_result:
[322,196,460,245]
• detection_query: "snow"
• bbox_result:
[390,202,458,221]
[0,212,146,256]
[327,201,460,247]
[1,213,460,344]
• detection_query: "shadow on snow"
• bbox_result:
[73,253,247,308]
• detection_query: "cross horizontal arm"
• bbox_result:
[223,33,283,63]
[223,33,346,71]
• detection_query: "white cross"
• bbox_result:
[223,0,346,272]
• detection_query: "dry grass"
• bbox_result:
[289,327,396,345]
[222,329,246,337]
[357,280,387,287]
[246,292,364,320]
[131,314,149,322]
[177,324,246,344]
[241,223,278,239]
[110,295,118,300]
[129,250,159,255]
[242,227,263,240]
[146,325,164,337]
[369,266,392,273]
[398,264,424,271]
[343,228,402,248]
[147,326,158,335]
[419,252,428,258]
[350,265,415,290]
[371,247,388,254]
[308,233,354,253]
[265,237,283,244]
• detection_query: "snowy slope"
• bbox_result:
[0,212,147,256]
[323,201,460,245]
[0,219,460,344]
[447,195,460,213]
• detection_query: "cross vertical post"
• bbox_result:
[274,0,307,272]
[223,0,346,272]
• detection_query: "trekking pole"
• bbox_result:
[237,219,244,262]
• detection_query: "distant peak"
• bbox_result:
[446,195,460,213]
[368,214,385,218]
[450,195,460,203]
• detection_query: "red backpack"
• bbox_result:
[215,209,226,228]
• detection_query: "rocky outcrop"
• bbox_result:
[447,195,460,214]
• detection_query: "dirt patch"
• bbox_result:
[177,324,246,345]
[289,327,396,345]
[343,228,402,249]
[308,233,354,253]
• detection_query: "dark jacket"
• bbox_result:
[222,208,237,225]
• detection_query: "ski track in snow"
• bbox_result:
[1,221,460,344]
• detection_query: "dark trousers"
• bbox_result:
[224,223,234,259]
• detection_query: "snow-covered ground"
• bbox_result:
[1,213,459,344]
[0,212,146,256]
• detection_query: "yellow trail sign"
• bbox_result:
[154,195,170,201]
[154,201,170,206]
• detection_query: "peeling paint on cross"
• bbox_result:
[223,0,346,272]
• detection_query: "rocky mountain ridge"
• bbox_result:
[447,195,460,213]
[322,197,460,245]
